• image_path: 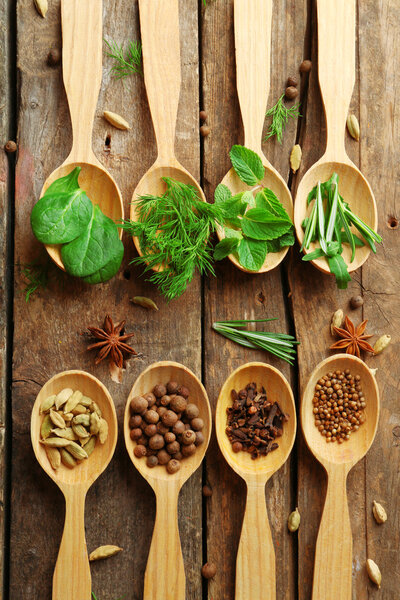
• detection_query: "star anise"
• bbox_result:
[86,315,137,368]
[330,316,374,358]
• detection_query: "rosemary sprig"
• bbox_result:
[104,39,142,79]
[120,178,223,301]
[264,94,301,143]
[213,318,299,364]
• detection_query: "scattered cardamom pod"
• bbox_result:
[288,507,300,532]
[40,394,56,414]
[373,334,391,355]
[372,500,387,524]
[40,414,53,439]
[366,558,381,588]
[45,446,61,470]
[89,545,123,562]
[49,409,67,429]
[330,309,344,336]
[98,418,108,444]
[131,296,159,311]
[346,114,360,141]
[290,144,302,173]
[51,427,77,441]
[55,388,73,410]
[66,441,88,460]
[60,448,77,469]
[34,0,48,18]
[103,110,130,130]
[64,390,83,413]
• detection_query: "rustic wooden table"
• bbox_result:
[0,0,398,598]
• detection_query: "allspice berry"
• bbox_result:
[287,76,298,87]
[185,403,199,420]
[191,417,204,431]
[167,459,181,474]
[170,395,187,413]
[173,420,185,435]
[47,48,61,66]
[201,562,217,579]
[157,449,170,465]
[134,444,147,458]
[178,385,190,399]
[130,428,143,441]
[195,431,205,446]
[160,394,171,406]
[164,431,176,444]
[130,396,148,414]
[167,381,179,394]
[149,434,165,450]
[153,383,167,398]
[200,125,210,137]
[285,86,299,100]
[181,443,196,457]
[157,406,168,417]
[129,415,142,428]
[162,409,179,427]
[144,409,159,424]
[350,295,364,309]
[157,422,169,435]
[144,392,157,407]
[199,110,208,121]
[181,429,196,445]
[146,455,158,468]
[4,140,17,153]
[144,424,157,438]
[202,484,213,497]
[299,59,312,73]
[232,441,243,453]
[166,441,181,455]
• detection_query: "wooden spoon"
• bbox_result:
[216,0,294,274]
[130,0,206,265]
[301,354,379,599]
[31,370,118,600]
[294,0,377,274]
[124,361,211,600]
[216,362,296,600]
[41,0,124,271]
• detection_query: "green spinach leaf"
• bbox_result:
[229,145,264,186]
[83,238,124,284]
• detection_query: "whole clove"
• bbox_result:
[225,382,288,459]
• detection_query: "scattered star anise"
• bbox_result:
[86,315,137,368]
[330,316,374,358]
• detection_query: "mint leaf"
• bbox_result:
[266,228,295,252]
[214,237,240,261]
[214,183,232,204]
[327,254,351,289]
[229,145,264,186]
[225,227,242,239]
[241,209,292,240]
[237,238,267,271]
[242,191,256,209]
[255,188,292,223]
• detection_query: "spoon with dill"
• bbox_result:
[217,0,293,274]
[129,0,207,284]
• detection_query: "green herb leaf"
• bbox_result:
[82,238,124,284]
[241,209,292,241]
[327,254,352,289]
[104,38,142,79]
[237,238,267,271]
[224,227,242,239]
[340,231,364,247]
[214,237,240,261]
[61,205,122,278]
[214,183,232,204]
[229,145,264,186]
[302,248,326,262]
[264,94,301,143]
[31,168,93,244]
[266,228,295,252]
[255,188,292,222]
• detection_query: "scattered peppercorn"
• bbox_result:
[313,369,366,443]
[299,59,312,73]
[285,86,299,100]
[129,381,205,473]
[4,140,17,153]
[201,562,217,579]
[350,295,364,309]
[47,47,62,66]
[199,110,208,121]
[200,125,210,137]
[287,76,298,87]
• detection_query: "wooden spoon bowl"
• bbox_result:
[294,160,376,274]
[301,354,379,600]
[216,362,296,600]
[31,369,117,600]
[42,162,124,271]
[124,361,211,600]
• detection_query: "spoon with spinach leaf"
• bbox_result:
[215,0,294,274]
[38,0,124,273]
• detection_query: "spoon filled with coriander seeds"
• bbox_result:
[31,370,117,600]
[294,0,378,278]
[38,0,124,275]
[124,361,211,600]
[126,0,211,301]
[215,0,294,274]
[216,362,296,600]
[301,354,379,600]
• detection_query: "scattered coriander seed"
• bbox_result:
[285,86,299,100]
[199,110,208,121]
[350,295,363,309]
[299,59,312,73]
[202,484,213,497]
[47,48,61,66]
[200,125,211,137]
[201,562,217,579]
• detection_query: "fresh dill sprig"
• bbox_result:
[213,318,299,364]
[19,261,50,302]
[104,39,142,79]
[264,94,301,144]
[120,178,223,301]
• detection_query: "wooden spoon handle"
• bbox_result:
[312,466,352,600]
[139,0,181,163]
[53,489,91,600]
[144,486,185,600]
[317,0,356,160]
[236,482,275,600]
[61,0,102,162]
[234,0,272,156]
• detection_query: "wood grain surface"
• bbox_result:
[0,0,397,598]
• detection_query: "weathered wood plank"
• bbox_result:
[11,1,202,599]
[201,1,306,598]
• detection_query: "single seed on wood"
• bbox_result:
[202,484,212,497]
[4,140,17,153]
[285,86,298,100]
[330,309,343,336]
[103,110,130,130]
[89,545,123,562]
[34,0,48,18]
[299,59,312,73]
[199,110,208,121]
[366,558,381,588]
[373,334,391,355]
[290,144,302,173]
[372,500,387,524]
[369,367,378,377]
[346,114,360,141]
[200,125,210,137]
[350,295,363,309]
[287,76,298,87]
[201,562,217,579]
[288,507,300,532]
[131,296,159,311]
[47,48,61,66]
